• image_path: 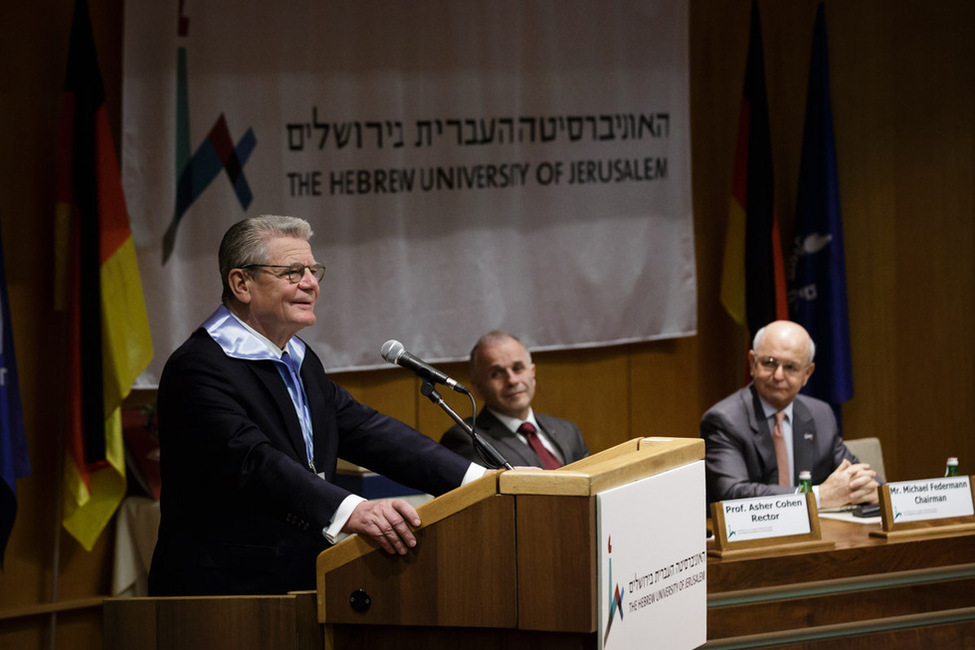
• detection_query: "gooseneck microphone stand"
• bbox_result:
[420,381,513,470]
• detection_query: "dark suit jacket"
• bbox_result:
[439,408,588,468]
[699,385,858,504]
[148,328,471,596]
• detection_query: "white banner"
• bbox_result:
[123,0,695,382]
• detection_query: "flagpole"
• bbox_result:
[47,341,70,650]
[49,198,72,648]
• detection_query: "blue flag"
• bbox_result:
[788,3,853,409]
[0,225,30,568]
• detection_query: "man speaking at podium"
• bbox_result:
[700,320,880,509]
[148,215,484,596]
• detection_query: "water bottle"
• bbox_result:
[799,470,813,493]
[945,457,960,477]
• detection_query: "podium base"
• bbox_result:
[327,624,596,650]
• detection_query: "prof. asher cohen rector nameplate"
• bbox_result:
[710,493,833,558]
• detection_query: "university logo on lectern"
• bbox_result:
[603,535,625,645]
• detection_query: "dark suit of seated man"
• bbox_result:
[440,331,589,469]
[700,320,880,509]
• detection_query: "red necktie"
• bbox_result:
[518,422,562,470]
[771,411,790,486]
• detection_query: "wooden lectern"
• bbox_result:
[104,437,705,650]
[316,436,705,649]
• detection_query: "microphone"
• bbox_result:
[381,340,470,394]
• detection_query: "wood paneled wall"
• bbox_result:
[1,1,972,648]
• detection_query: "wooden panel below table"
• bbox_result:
[705,518,975,648]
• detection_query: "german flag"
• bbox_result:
[720,1,788,339]
[55,0,153,551]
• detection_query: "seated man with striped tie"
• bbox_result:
[700,320,879,509]
[440,330,589,469]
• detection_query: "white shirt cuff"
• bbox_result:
[462,462,489,484]
[322,494,366,544]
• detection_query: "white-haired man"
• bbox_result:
[700,320,879,508]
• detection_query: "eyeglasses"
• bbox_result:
[757,356,808,377]
[241,263,326,284]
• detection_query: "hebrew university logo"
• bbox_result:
[162,0,257,263]
[603,535,624,645]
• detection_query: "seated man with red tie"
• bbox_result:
[700,320,880,509]
[440,330,589,469]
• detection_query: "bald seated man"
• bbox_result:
[700,320,879,509]
[440,331,589,469]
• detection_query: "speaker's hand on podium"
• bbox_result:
[342,499,422,555]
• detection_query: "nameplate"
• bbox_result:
[719,494,811,543]
[887,476,974,523]
[710,493,830,558]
